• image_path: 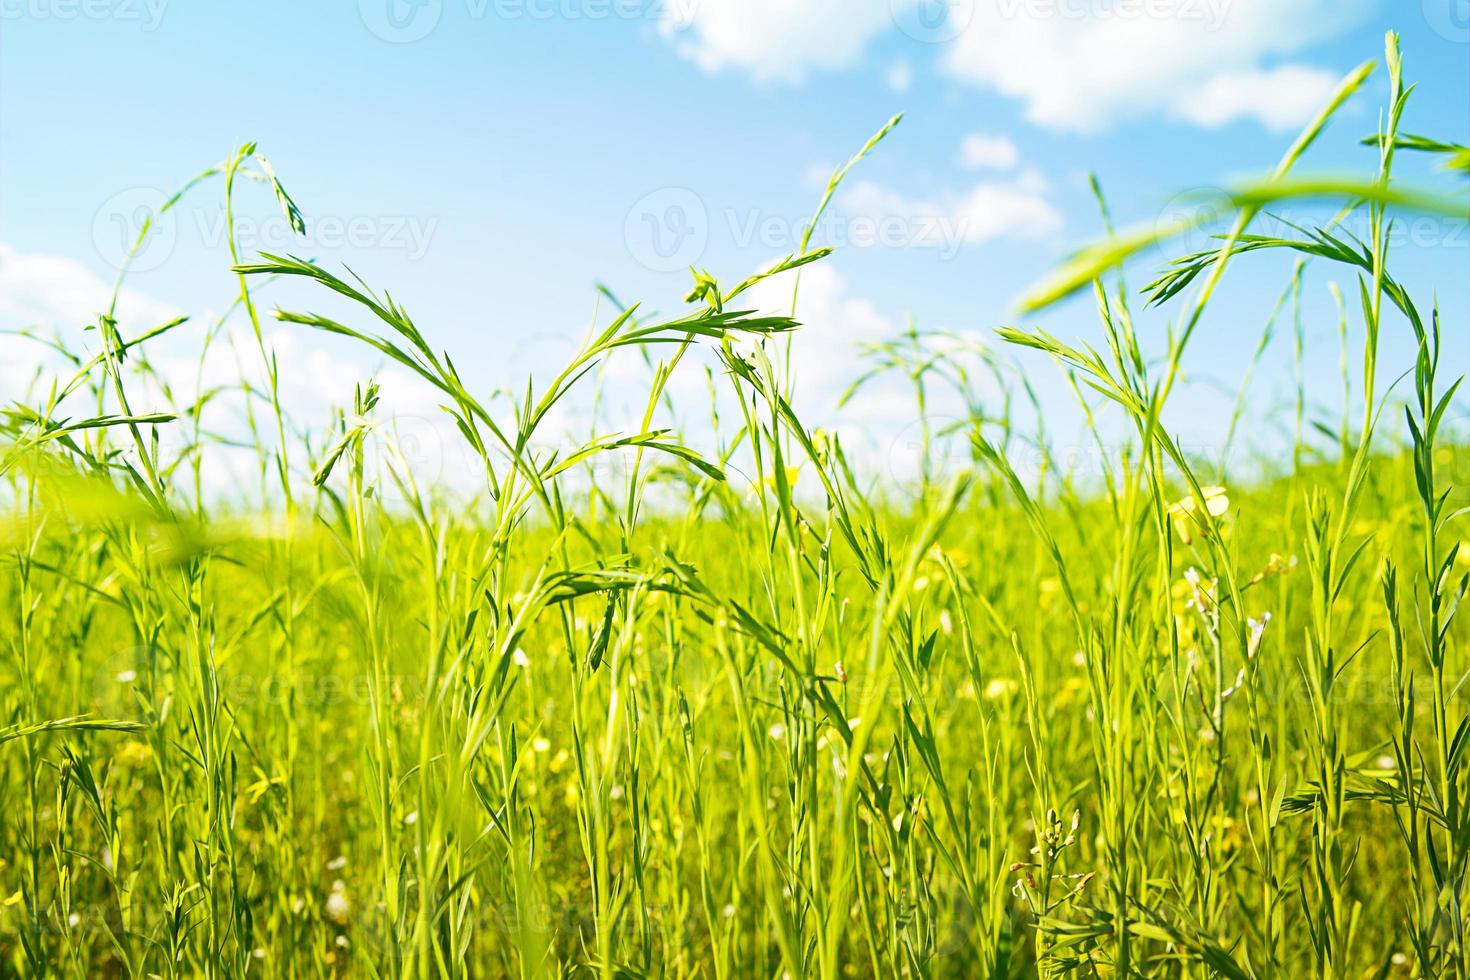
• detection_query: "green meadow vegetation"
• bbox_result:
[4,30,1470,978]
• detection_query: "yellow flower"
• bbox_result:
[1168,486,1229,545]
[752,465,803,498]
[1265,552,1296,576]
[1246,552,1298,587]
[242,771,284,805]
[116,740,152,770]
[983,678,1018,702]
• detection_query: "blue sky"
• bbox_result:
[2,0,1467,490]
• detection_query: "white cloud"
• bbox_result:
[0,241,450,429]
[741,261,896,417]
[738,263,979,407]
[839,169,1062,256]
[143,324,487,498]
[1172,64,1343,131]
[654,0,1362,132]
[886,59,914,93]
[959,133,1021,170]
[0,241,178,336]
[0,242,484,498]
[939,0,1369,132]
[0,241,182,403]
[948,173,1063,241]
[748,261,893,341]
[657,0,893,83]
[738,260,1015,485]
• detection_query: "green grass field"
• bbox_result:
[3,31,1469,978]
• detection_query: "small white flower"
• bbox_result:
[1169,486,1229,544]
[325,881,352,925]
[327,855,348,871]
[115,670,136,684]
[531,737,550,753]
[767,723,787,741]
[1183,568,1218,613]
[1220,667,1247,701]
[1247,613,1271,659]
[512,649,530,668]
[983,679,1017,701]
